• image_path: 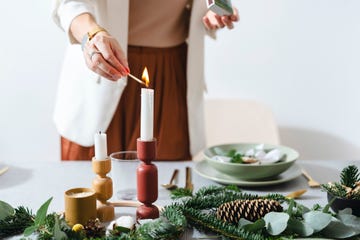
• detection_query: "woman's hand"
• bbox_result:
[70,13,129,81]
[202,7,239,30]
[83,31,129,81]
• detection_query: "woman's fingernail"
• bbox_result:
[126,67,130,74]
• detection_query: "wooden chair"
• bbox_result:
[204,99,280,147]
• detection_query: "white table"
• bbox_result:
[1,159,359,239]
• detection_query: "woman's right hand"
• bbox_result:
[70,13,129,81]
[83,31,129,81]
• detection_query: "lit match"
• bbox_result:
[128,73,146,86]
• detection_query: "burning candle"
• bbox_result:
[94,131,107,160]
[140,67,154,141]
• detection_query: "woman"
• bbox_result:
[52,0,239,160]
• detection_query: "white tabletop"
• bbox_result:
[1,159,359,239]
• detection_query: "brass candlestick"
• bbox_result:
[136,138,159,219]
[92,157,115,222]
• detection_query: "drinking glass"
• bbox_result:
[110,151,139,200]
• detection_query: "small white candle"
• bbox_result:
[94,131,107,160]
[140,88,154,141]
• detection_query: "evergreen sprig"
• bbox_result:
[183,207,270,240]
[184,189,287,211]
[340,165,360,188]
[170,187,193,200]
[161,205,187,228]
[132,217,182,240]
[0,206,34,238]
[321,165,360,200]
[172,186,290,240]
[322,182,348,198]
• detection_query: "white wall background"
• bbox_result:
[1,0,360,162]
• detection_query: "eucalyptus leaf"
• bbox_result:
[322,199,333,213]
[303,211,332,232]
[34,197,53,226]
[243,219,265,232]
[286,199,295,216]
[287,218,314,237]
[0,200,14,220]
[301,204,311,213]
[53,216,67,240]
[338,208,353,215]
[337,210,360,232]
[115,226,131,233]
[264,212,289,235]
[321,220,358,239]
[23,225,37,237]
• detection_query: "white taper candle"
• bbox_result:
[140,88,154,141]
[94,131,108,160]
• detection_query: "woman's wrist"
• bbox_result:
[81,26,107,51]
[70,13,101,43]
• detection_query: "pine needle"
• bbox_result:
[0,206,34,238]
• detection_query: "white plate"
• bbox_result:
[194,160,302,187]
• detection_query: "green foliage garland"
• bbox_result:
[1,185,360,239]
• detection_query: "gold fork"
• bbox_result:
[286,189,307,199]
[185,167,194,191]
[0,166,9,176]
[302,169,321,188]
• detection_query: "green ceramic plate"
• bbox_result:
[203,143,299,180]
[194,160,302,187]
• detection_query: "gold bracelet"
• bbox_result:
[87,26,107,41]
[81,26,107,51]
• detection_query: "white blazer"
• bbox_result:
[52,0,208,156]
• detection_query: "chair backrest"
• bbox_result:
[204,99,280,147]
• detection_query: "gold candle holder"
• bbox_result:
[92,157,115,222]
[64,187,96,226]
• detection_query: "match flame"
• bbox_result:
[142,67,150,87]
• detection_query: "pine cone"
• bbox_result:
[84,218,105,238]
[217,199,283,224]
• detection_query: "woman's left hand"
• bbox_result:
[202,7,239,30]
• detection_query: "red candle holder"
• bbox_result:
[136,138,159,219]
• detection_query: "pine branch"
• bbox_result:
[183,207,270,240]
[133,218,182,240]
[340,165,360,188]
[195,185,235,197]
[170,188,193,199]
[322,182,348,198]
[0,206,34,238]
[161,205,187,228]
[184,190,286,211]
[348,189,360,200]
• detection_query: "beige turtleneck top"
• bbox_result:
[128,0,190,47]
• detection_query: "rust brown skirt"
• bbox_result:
[61,43,191,161]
